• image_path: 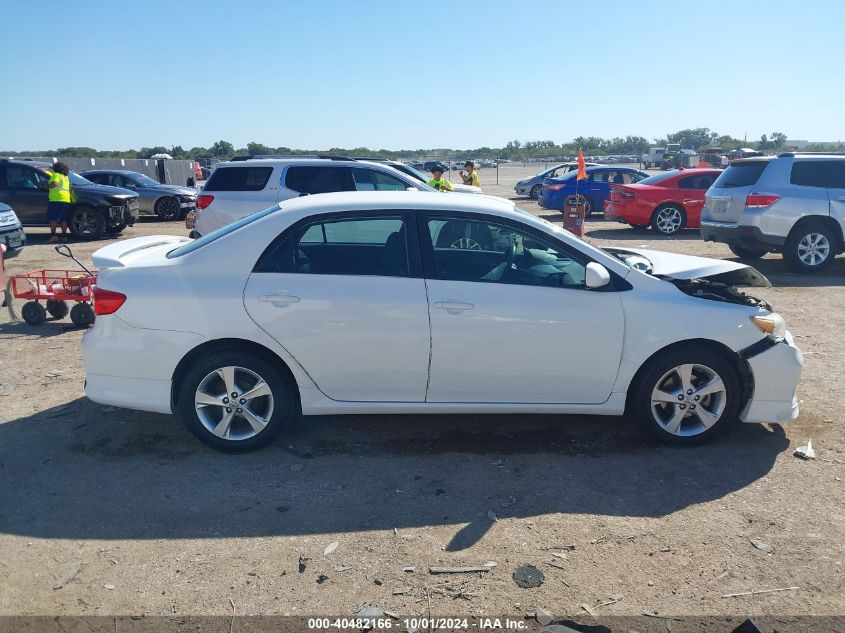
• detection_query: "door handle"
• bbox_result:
[433,300,474,311]
[258,293,301,306]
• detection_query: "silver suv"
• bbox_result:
[701,153,845,272]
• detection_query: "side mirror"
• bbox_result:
[585,262,611,289]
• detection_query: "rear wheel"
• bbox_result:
[22,301,47,325]
[583,198,595,217]
[69,205,105,240]
[46,299,69,319]
[529,184,542,200]
[651,205,686,235]
[631,346,741,446]
[69,302,95,327]
[784,222,835,272]
[155,197,182,221]
[178,351,296,452]
[729,244,768,259]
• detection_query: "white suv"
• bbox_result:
[189,156,431,236]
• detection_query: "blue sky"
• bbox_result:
[1,0,842,151]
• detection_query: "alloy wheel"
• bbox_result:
[797,232,830,267]
[194,366,275,441]
[72,210,98,236]
[157,197,181,220]
[655,207,683,234]
[650,363,727,437]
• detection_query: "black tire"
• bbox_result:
[155,197,182,221]
[630,345,741,446]
[583,198,595,217]
[46,299,69,319]
[529,184,542,200]
[69,302,96,327]
[650,204,686,236]
[177,350,296,452]
[105,222,127,234]
[728,244,768,259]
[21,301,47,325]
[69,205,105,240]
[784,222,836,273]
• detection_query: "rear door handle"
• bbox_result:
[259,293,301,306]
[433,300,474,311]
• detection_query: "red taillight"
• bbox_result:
[745,193,780,208]
[197,194,214,210]
[93,287,126,316]
[547,184,565,192]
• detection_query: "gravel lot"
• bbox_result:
[1,164,843,621]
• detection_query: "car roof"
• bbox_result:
[1,159,53,170]
[81,169,140,175]
[276,190,516,217]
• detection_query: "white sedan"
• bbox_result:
[82,191,803,452]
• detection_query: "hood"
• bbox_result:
[605,247,771,287]
[92,235,191,269]
[143,184,196,196]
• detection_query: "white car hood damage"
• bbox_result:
[605,247,771,287]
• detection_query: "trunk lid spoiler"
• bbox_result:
[92,235,191,269]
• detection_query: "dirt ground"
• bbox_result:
[1,164,843,623]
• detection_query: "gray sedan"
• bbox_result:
[80,170,196,220]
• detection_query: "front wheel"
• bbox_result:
[155,197,182,221]
[69,205,105,240]
[177,351,296,452]
[631,346,741,445]
[784,222,835,272]
[22,301,47,325]
[529,185,542,200]
[583,198,595,217]
[106,222,127,234]
[729,244,768,259]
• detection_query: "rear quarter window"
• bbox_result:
[204,166,273,192]
[711,161,769,188]
[285,166,353,194]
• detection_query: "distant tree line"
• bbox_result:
[4,129,841,161]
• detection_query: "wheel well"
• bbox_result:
[171,338,300,410]
[787,215,844,253]
[624,338,751,414]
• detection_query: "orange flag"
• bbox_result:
[577,147,587,181]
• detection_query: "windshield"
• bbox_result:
[69,172,93,186]
[168,204,281,258]
[129,172,161,187]
[396,163,428,183]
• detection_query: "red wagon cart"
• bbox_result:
[11,245,97,326]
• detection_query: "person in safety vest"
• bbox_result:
[46,162,72,243]
[459,161,480,189]
[427,167,453,192]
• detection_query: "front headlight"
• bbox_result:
[751,313,786,340]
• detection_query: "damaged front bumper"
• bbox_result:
[739,331,803,424]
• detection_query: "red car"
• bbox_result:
[604,168,722,235]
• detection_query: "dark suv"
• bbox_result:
[0,159,140,239]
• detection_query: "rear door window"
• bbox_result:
[285,166,354,194]
[711,161,769,188]
[828,161,845,190]
[204,166,273,191]
[790,161,830,188]
[256,215,409,277]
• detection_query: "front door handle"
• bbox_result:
[433,300,474,311]
[259,293,301,306]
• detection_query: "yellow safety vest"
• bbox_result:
[47,171,71,203]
